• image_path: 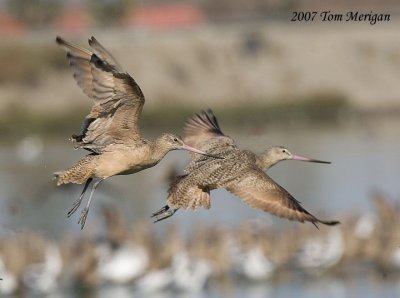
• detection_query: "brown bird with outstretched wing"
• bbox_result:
[152,109,339,228]
[54,37,216,229]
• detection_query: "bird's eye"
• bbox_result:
[173,138,178,142]
[282,149,287,153]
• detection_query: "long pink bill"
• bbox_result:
[291,154,331,164]
[181,144,224,159]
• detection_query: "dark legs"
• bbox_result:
[78,178,104,230]
[68,178,93,217]
[69,180,177,227]
[151,205,178,223]
[67,178,104,229]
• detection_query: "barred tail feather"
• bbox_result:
[54,155,97,185]
[167,175,211,210]
[53,171,68,186]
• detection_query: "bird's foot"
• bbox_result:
[78,208,89,230]
[67,199,81,217]
[151,205,169,218]
[152,208,177,223]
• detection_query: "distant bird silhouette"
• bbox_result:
[0,258,17,295]
[296,228,344,272]
[152,109,339,227]
[95,243,149,284]
[22,244,62,293]
[231,246,275,281]
[136,251,212,293]
[54,37,215,229]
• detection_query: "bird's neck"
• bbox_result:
[256,151,280,171]
[149,139,170,162]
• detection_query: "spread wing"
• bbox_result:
[162,147,339,227]
[184,109,234,153]
[225,169,339,227]
[56,36,145,153]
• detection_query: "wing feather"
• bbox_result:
[56,36,145,152]
[184,109,231,147]
[88,36,123,71]
[183,109,234,160]
[225,169,339,227]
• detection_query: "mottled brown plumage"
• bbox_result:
[55,155,98,185]
[54,37,213,229]
[152,110,339,228]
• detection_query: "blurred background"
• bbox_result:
[0,0,400,297]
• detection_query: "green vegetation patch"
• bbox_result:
[0,92,351,139]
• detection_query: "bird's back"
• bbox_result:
[185,147,257,186]
[168,109,257,209]
[167,147,257,209]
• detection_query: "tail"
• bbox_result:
[54,155,97,186]
[167,175,211,210]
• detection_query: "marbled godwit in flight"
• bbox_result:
[54,37,216,229]
[152,109,339,227]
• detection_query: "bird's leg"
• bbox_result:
[152,207,178,223]
[151,205,170,217]
[68,178,93,217]
[78,178,104,229]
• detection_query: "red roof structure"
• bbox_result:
[54,6,91,33]
[126,4,204,29]
[0,12,23,37]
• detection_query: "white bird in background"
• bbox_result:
[22,243,63,293]
[354,213,377,239]
[0,258,18,295]
[135,268,173,294]
[390,247,400,269]
[232,246,275,281]
[171,251,213,292]
[297,227,344,273]
[15,135,44,164]
[96,243,149,284]
[136,251,213,294]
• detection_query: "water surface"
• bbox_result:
[1,116,399,297]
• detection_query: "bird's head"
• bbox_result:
[158,133,220,158]
[260,146,331,169]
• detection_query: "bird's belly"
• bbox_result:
[119,162,157,175]
[94,150,156,178]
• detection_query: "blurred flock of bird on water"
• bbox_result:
[1,0,400,297]
[0,193,399,295]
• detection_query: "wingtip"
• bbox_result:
[313,222,320,229]
[320,219,340,226]
[327,220,340,225]
[55,36,64,45]
[310,218,340,229]
[88,36,97,46]
[206,107,215,115]
[199,108,215,117]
